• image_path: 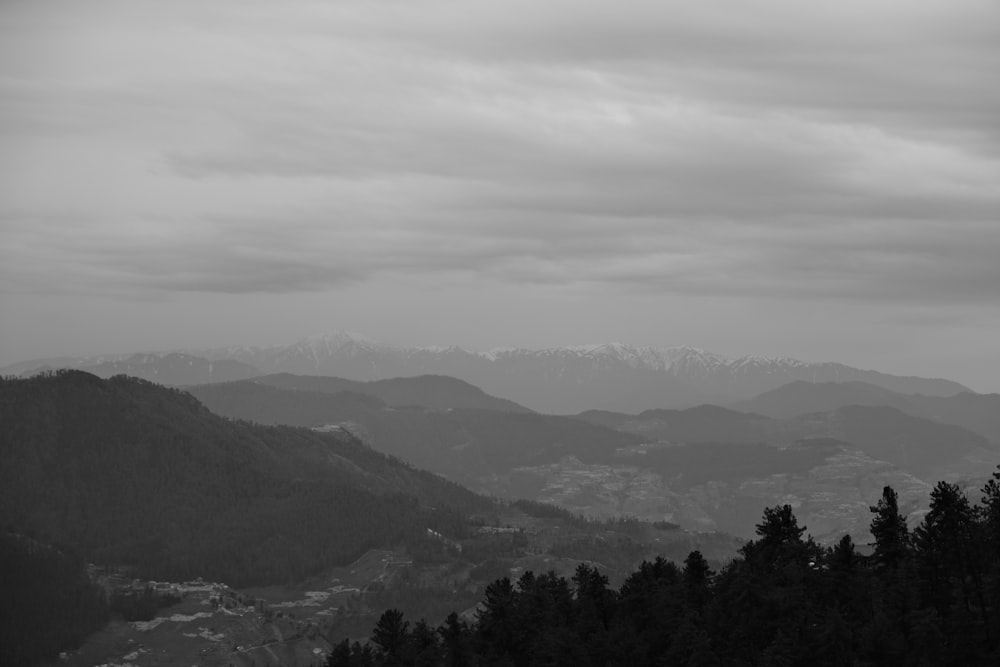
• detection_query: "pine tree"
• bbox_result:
[755,505,806,546]
[683,550,713,612]
[870,485,910,568]
[411,619,441,667]
[475,576,517,664]
[326,639,352,667]
[371,608,411,666]
[438,612,473,667]
[913,483,975,612]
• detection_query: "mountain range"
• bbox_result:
[3,332,970,414]
[186,373,996,540]
[732,380,1000,444]
[196,333,969,413]
[249,373,532,413]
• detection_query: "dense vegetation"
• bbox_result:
[0,371,491,587]
[0,531,109,667]
[330,472,1000,666]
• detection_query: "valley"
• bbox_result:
[55,507,740,667]
[2,353,997,665]
[186,374,997,541]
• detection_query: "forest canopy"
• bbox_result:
[330,471,1000,666]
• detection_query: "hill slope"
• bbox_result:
[251,372,532,412]
[575,404,776,444]
[731,380,918,419]
[734,381,1000,444]
[187,379,993,539]
[0,371,489,586]
[187,380,639,488]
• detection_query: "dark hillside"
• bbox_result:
[620,440,843,490]
[572,409,631,430]
[828,405,990,476]
[0,531,109,667]
[907,391,1000,445]
[0,371,490,586]
[188,380,385,426]
[631,404,774,443]
[188,381,640,483]
[575,404,775,444]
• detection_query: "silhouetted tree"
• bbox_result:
[371,608,410,666]
[324,486,1000,666]
[438,612,474,667]
[870,485,910,568]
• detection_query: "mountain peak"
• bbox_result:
[3,334,972,414]
[300,331,380,348]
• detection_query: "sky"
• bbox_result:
[1,0,998,390]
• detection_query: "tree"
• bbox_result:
[755,505,806,547]
[326,639,352,667]
[475,576,517,664]
[683,550,713,611]
[371,608,411,666]
[869,486,910,568]
[410,619,441,667]
[741,504,816,571]
[980,466,1000,556]
[913,480,989,647]
[828,534,857,572]
[439,612,473,667]
[573,563,613,628]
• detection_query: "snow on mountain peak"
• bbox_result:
[301,331,378,347]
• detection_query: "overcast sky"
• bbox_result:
[1,0,998,390]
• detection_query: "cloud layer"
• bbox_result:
[1,0,998,386]
[3,0,998,300]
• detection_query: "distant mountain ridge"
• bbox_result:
[3,331,970,413]
[734,380,1000,444]
[575,401,991,476]
[194,332,968,413]
[251,373,532,413]
[731,380,918,418]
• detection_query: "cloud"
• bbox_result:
[1,0,998,306]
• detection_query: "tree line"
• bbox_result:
[329,468,1000,666]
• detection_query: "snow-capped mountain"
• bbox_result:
[4,332,968,413]
[193,333,969,414]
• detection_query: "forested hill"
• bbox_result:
[0,371,491,586]
[332,477,1000,666]
[187,380,642,484]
